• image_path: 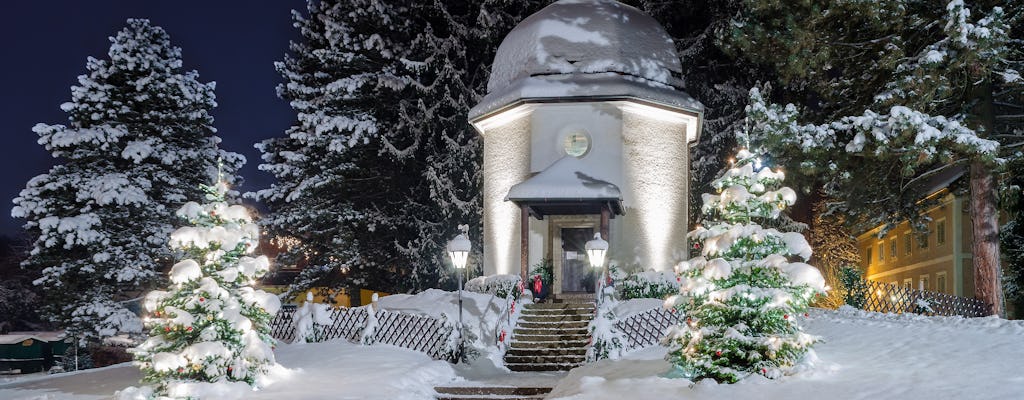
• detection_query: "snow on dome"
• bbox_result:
[488,0,680,92]
[471,0,703,120]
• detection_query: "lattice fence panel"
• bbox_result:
[853,279,990,317]
[616,308,682,351]
[373,311,457,362]
[269,305,297,343]
[318,307,369,342]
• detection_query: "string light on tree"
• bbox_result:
[123,181,281,398]
[664,148,826,383]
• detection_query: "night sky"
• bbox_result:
[0,1,301,236]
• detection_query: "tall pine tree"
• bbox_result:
[729,0,1022,314]
[12,19,243,343]
[255,0,544,295]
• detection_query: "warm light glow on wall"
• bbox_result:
[478,112,533,276]
[472,104,536,132]
[621,106,689,271]
[616,101,700,143]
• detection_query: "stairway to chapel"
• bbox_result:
[503,294,595,372]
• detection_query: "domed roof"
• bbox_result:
[470,0,702,120]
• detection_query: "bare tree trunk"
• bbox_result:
[969,161,1004,316]
[966,69,1005,317]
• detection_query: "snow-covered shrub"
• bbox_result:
[465,274,522,299]
[839,266,869,309]
[618,270,679,300]
[587,288,627,362]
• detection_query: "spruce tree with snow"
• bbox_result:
[254,0,544,294]
[123,182,279,399]
[728,0,1022,315]
[12,19,243,343]
[664,149,826,383]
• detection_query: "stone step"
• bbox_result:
[506,347,587,357]
[518,320,589,329]
[520,309,593,318]
[508,339,589,349]
[511,333,589,342]
[434,386,552,400]
[514,327,588,336]
[506,362,583,372]
[520,314,590,323]
[503,358,585,366]
[524,303,594,310]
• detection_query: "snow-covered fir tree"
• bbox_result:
[124,182,280,399]
[12,19,243,343]
[254,0,543,294]
[730,0,1021,314]
[664,149,826,383]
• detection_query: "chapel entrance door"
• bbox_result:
[560,227,594,293]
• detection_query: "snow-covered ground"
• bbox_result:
[0,340,456,400]
[2,306,1022,400]
[548,306,1024,400]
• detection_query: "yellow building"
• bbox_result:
[856,190,975,297]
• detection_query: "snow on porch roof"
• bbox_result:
[506,156,621,204]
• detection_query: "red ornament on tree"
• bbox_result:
[164,326,170,332]
[804,313,809,317]
[715,350,722,357]
[783,314,789,320]
[186,326,193,332]
[199,297,205,302]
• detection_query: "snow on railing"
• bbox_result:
[267,298,459,362]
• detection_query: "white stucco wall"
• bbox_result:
[481,114,532,276]
[619,107,690,271]
[529,103,623,183]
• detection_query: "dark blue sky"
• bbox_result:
[0,1,301,236]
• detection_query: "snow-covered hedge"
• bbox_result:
[465,274,522,299]
[618,270,679,300]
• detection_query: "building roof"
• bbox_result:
[507,155,621,202]
[470,0,703,121]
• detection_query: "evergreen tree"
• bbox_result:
[12,19,243,343]
[255,0,544,295]
[730,0,1022,314]
[1001,156,1024,316]
[125,182,279,398]
[665,149,825,383]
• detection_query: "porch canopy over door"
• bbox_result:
[506,156,623,281]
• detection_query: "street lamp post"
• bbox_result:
[585,233,608,305]
[446,225,471,361]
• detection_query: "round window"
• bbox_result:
[563,132,591,157]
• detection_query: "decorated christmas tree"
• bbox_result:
[664,149,826,383]
[124,181,281,398]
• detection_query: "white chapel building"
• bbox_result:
[468,0,704,294]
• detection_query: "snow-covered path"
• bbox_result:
[548,307,1024,399]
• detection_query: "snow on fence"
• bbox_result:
[614,307,682,351]
[849,279,991,317]
[267,304,458,362]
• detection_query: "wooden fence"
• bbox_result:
[846,278,991,317]
[614,307,682,351]
[267,304,458,362]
